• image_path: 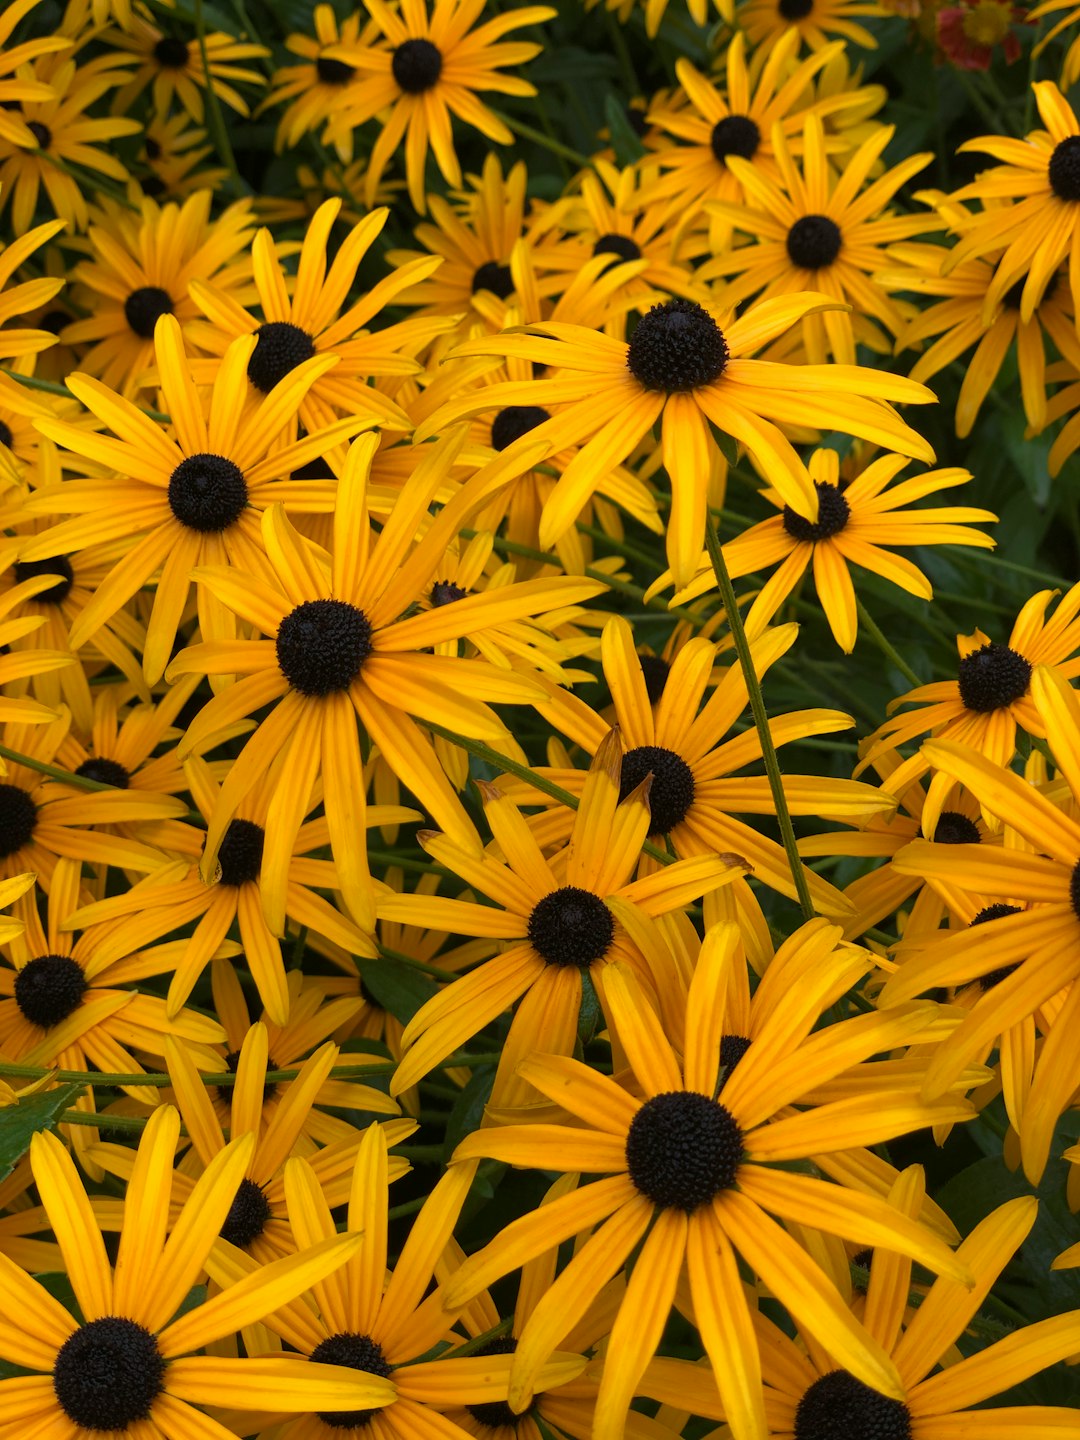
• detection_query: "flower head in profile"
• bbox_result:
[447,922,971,1440]
[0,1107,397,1438]
[324,0,556,213]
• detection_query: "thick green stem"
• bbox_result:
[704,511,815,921]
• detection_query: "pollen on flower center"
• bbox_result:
[310,1332,393,1429]
[528,886,615,968]
[168,453,249,532]
[0,782,38,859]
[154,35,190,68]
[14,953,87,1028]
[123,286,175,340]
[317,55,355,85]
[472,261,514,298]
[782,481,850,542]
[75,756,131,789]
[392,37,443,93]
[786,214,843,270]
[956,641,1031,712]
[971,903,1023,990]
[466,1336,520,1430]
[13,555,75,605]
[1048,135,1080,202]
[924,811,980,844]
[491,404,549,451]
[625,1090,743,1210]
[710,114,761,165]
[216,818,266,886]
[247,321,317,393]
[794,1370,912,1440]
[52,1317,166,1432]
[626,298,729,392]
[618,744,695,835]
[220,1176,272,1247]
[275,598,374,695]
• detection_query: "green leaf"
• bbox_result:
[0,1082,85,1185]
[604,93,646,166]
[355,958,437,1027]
[443,1066,496,1163]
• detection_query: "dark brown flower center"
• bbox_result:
[53,1317,165,1431]
[794,1370,911,1440]
[528,886,614,968]
[956,641,1031,712]
[627,299,729,392]
[392,38,443,92]
[625,1090,743,1210]
[310,1332,393,1429]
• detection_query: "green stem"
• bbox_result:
[422,722,676,868]
[0,1062,396,1085]
[704,510,815,921]
[488,109,594,170]
[855,599,923,689]
[5,371,169,423]
[372,943,453,981]
[0,743,134,793]
[193,0,250,197]
[434,1318,514,1362]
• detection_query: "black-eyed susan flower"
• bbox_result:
[323,0,556,213]
[167,432,600,936]
[0,1107,397,1437]
[29,314,369,683]
[212,1125,583,1440]
[260,3,377,160]
[60,190,256,396]
[133,114,227,202]
[420,294,936,587]
[379,732,749,1108]
[189,198,443,434]
[0,50,139,235]
[700,114,936,365]
[858,582,1080,823]
[0,0,70,149]
[510,617,891,958]
[656,449,996,652]
[738,0,886,52]
[946,80,1080,322]
[447,923,971,1440]
[107,13,269,121]
[882,668,1080,1132]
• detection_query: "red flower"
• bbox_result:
[937,0,1028,66]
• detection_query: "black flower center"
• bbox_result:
[794,1370,911,1440]
[168,454,247,532]
[1049,135,1080,202]
[1071,861,1080,922]
[220,1176,272,1247]
[956,641,1031,712]
[718,1033,752,1090]
[779,0,815,17]
[123,286,174,340]
[144,136,162,161]
[431,580,469,605]
[639,653,670,704]
[216,1047,279,1105]
[924,811,980,844]
[0,420,12,450]
[1003,270,1059,310]
[53,1317,166,1432]
[593,232,642,272]
[626,106,649,137]
[491,405,549,451]
[618,744,695,835]
[14,953,87,1029]
[41,308,71,335]
[12,555,75,604]
[472,261,514,298]
[154,35,189,68]
[392,37,443,93]
[216,818,266,886]
[317,55,355,85]
[276,598,373,696]
[786,214,843,270]
[140,175,167,198]
[710,114,761,165]
[247,321,317,394]
[528,886,615,968]
[971,903,1023,990]
[27,120,50,149]
[625,1090,743,1210]
[310,1332,393,1429]
[627,298,729,392]
[74,757,131,789]
[782,481,850,543]
[0,782,37,859]
[467,1337,520,1430]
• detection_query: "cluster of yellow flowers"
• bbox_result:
[1,0,1080,1436]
